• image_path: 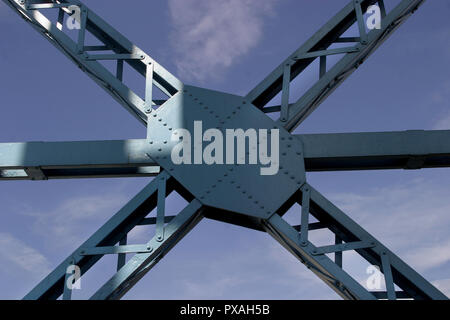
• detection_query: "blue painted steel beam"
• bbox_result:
[0,140,158,180]
[2,130,450,180]
[264,184,448,300]
[246,0,425,132]
[2,0,182,125]
[23,173,178,300]
[300,130,450,171]
[91,199,203,300]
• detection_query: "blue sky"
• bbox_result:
[0,0,449,299]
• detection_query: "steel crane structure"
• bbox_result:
[1,0,449,300]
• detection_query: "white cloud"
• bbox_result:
[433,278,450,297]
[23,194,128,249]
[0,232,50,276]
[434,114,450,130]
[430,81,450,129]
[404,241,450,271]
[328,178,450,273]
[168,0,276,81]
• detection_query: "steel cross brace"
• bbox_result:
[1,0,448,300]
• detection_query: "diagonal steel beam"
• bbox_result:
[23,172,180,300]
[264,184,448,300]
[91,199,203,300]
[2,0,182,125]
[246,0,425,132]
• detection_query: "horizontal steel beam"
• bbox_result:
[0,140,158,180]
[2,130,449,180]
[300,130,450,171]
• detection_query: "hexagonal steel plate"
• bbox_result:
[144,85,306,219]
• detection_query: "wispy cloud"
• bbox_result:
[432,81,450,130]
[328,177,450,274]
[0,232,51,299]
[433,278,450,297]
[168,0,277,82]
[23,194,128,249]
[0,232,50,276]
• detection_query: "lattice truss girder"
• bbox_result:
[1,0,448,300]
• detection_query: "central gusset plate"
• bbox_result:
[145,85,306,219]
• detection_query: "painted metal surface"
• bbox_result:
[1,0,448,300]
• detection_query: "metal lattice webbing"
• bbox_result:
[91,199,203,300]
[246,0,425,132]
[264,184,448,300]
[24,171,199,300]
[3,0,182,124]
